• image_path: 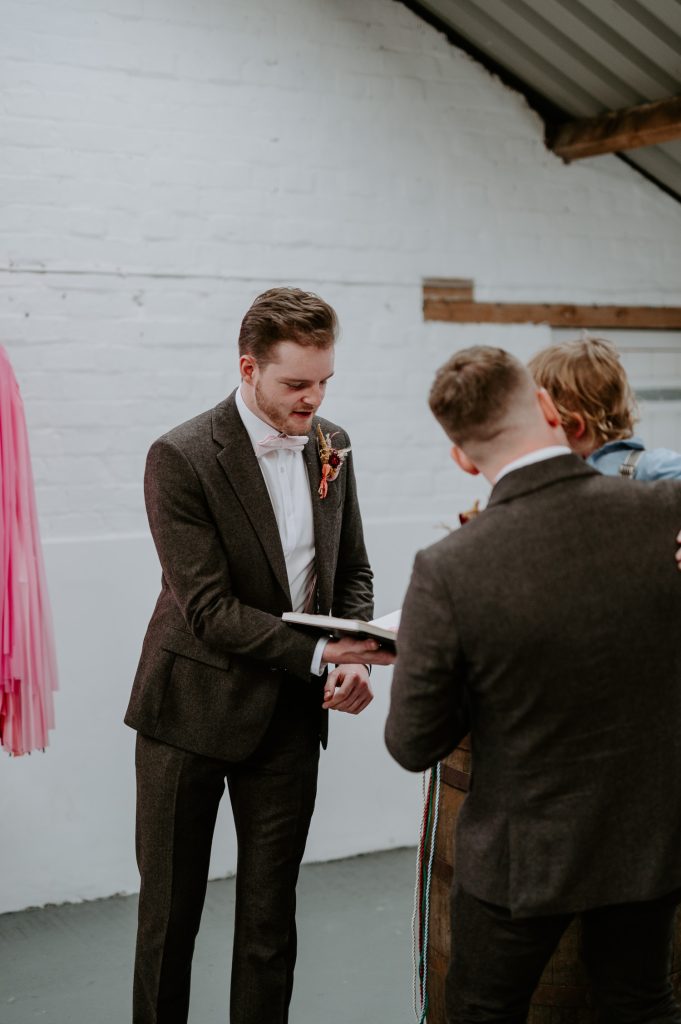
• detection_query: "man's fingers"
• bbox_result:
[321,663,373,710]
[369,650,397,665]
[323,673,372,711]
[324,667,344,701]
[323,677,358,709]
[326,692,370,713]
[344,691,373,714]
[323,678,374,713]
[322,637,394,665]
[321,638,374,664]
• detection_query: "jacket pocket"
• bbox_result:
[160,626,231,671]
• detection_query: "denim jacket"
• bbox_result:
[587,435,681,481]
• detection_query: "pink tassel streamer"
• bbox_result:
[0,346,58,755]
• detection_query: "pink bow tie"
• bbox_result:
[256,432,309,456]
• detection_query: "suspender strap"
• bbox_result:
[619,449,644,478]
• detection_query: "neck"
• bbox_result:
[479,439,566,484]
[239,382,259,419]
[464,389,569,482]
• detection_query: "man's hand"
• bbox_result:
[322,664,373,714]
[321,636,396,666]
[677,530,681,569]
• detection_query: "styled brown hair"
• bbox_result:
[429,346,532,445]
[528,336,636,446]
[238,287,338,364]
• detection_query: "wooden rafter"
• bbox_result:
[549,95,681,162]
[423,280,681,330]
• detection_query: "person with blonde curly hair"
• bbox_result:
[529,335,681,480]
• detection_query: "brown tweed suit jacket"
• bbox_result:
[386,454,681,916]
[125,390,373,761]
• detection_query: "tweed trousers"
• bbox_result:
[132,683,321,1024]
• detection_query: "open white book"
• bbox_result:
[282,609,400,649]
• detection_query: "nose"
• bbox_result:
[301,385,324,408]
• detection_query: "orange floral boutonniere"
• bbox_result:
[458,500,481,526]
[317,425,351,499]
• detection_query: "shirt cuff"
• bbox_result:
[310,638,329,676]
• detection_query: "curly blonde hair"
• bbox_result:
[528,335,637,446]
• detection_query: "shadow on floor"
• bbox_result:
[0,847,417,1023]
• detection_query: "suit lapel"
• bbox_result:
[213,396,344,614]
[213,395,291,604]
[304,420,340,615]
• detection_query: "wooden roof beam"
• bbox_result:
[549,95,681,162]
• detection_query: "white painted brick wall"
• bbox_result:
[2,0,681,910]
[2,0,680,537]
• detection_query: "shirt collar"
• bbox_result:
[494,446,572,484]
[235,385,311,456]
[235,384,281,454]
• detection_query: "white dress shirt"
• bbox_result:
[494,446,572,483]
[236,386,327,675]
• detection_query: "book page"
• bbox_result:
[370,609,401,632]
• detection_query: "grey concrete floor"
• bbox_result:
[0,847,417,1024]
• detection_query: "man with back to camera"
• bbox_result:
[125,287,392,1024]
[385,345,681,1023]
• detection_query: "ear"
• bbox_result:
[565,411,586,440]
[240,354,257,384]
[451,444,480,477]
[536,388,562,429]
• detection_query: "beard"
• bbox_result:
[254,381,313,436]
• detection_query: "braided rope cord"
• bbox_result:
[411,762,442,1023]
[411,771,430,1017]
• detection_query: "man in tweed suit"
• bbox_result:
[386,346,681,1023]
[126,288,390,1024]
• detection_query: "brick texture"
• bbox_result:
[1,0,680,538]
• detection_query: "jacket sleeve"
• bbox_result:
[385,548,470,771]
[145,437,319,679]
[331,447,374,622]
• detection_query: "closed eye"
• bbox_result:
[283,377,332,390]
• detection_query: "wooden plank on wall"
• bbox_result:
[423,281,681,330]
[549,95,681,162]
[423,278,474,302]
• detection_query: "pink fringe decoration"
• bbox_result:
[0,346,58,755]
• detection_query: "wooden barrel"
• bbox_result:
[426,739,681,1023]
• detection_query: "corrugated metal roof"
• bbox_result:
[403,0,681,201]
